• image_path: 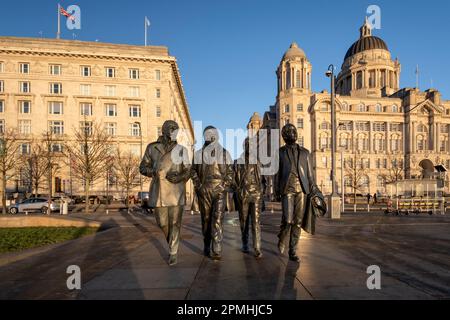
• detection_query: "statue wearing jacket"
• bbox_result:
[275,124,327,262]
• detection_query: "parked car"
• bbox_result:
[137,192,150,208]
[9,198,59,214]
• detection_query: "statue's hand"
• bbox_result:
[166,171,182,184]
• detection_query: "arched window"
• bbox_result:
[319,134,330,150]
[391,134,402,152]
[342,102,349,111]
[285,104,290,113]
[392,105,399,113]
[358,103,366,112]
[374,134,386,152]
[417,135,426,151]
[375,104,382,113]
[339,134,351,150]
[357,134,369,151]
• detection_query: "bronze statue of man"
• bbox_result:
[139,120,191,266]
[191,126,233,261]
[234,138,263,259]
[275,124,327,262]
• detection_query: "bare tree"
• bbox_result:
[382,153,405,185]
[0,129,21,214]
[19,137,49,197]
[344,152,369,209]
[114,149,141,209]
[65,122,113,214]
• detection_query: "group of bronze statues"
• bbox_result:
[139,120,327,266]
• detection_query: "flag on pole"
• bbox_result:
[145,16,151,27]
[60,6,76,21]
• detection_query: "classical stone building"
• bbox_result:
[251,19,450,196]
[0,37,194,199]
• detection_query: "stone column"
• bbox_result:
[411,122,416,152]
[386,121,390,153]
[369,121,373,153]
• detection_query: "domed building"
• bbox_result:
[251,18,450,197]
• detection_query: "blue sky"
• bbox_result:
[1,0,450,139]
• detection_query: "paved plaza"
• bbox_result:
[0,206,449,300]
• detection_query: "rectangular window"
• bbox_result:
[106,67,116,78]
[390,123,402,132]
[0,62,4,73]
[155,70,161,80]
[156,88,161,98]
[80,84,91,96]
[373,122,386,132]
[18,120,31,134]
[156,106,161,117]
[129,69,139,80]
[297,104,303,112]
[80,103,93,116]
[20,143,31,155]
[19,81,30,93]
[105,104,117,117]
[49,64,61,75]
[129,105,141,118]
[51,143,64,153]
[0,119,4,133]
[19,63,30,74]
[130,123,141,137]
[297,118,304,129]
[105,123,117,136]
[0,100,4,113]
[19,101,31,114]
[80,121,93,136]
[356,122,370,131]
[105,85,116,97]
[50,83,62,94]
[48,102,63,115]
[0,80,4,92]
[49,121,64,135]
[285,105,290,113]
[440,141,447,152]
[81,66,91,77]
[129,86,140,97]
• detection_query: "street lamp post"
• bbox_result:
[326,64,341,219]
[134,122,144,207]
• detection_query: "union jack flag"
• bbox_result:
[60,6,76,21]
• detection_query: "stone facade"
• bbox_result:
[253,20,450,196]
[0,37,194,199]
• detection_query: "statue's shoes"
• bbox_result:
[278,242,286,255]
[242,245,250,254]
[289,254,300,263]
[211,254,222,261]
[254,250,263,259]
[168,255,178,266]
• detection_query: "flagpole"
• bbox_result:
[144,17,147,46]
[416,64,419,89]
[57,3,61,39]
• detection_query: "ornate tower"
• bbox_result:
[276,42,313,150]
